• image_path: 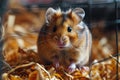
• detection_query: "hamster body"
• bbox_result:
[60,21,92,71]
[37,8,92,69]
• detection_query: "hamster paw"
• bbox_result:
[77,65,89,72]
[53,59,60,68]
[80,66,89,72]
[54,62,60,68]
[67,63,76,72]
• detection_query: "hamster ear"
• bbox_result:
[46,8,56,23]
[72,8,85,20]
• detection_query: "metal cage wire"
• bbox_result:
[0,0,119,80]
[88,0,119,80]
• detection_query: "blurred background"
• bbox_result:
[2,0,119,62]
[0,0,120,79]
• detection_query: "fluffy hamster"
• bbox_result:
[37,8,92,70]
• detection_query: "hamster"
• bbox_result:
[37,7,92,71]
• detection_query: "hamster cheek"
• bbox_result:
[65,39,71,47]
[63,36,73,48]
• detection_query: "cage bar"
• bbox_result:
[0,0,120,80]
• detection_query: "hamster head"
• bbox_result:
[45,7,85,50]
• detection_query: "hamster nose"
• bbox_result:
[61,36,67,41]
[54,35,67,42]
[53,36,59,41]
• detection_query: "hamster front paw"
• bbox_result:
[52,57,60,68]
[67,63,76,73]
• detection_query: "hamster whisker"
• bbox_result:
[38,39,53,44]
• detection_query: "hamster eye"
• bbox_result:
[67,26,72,32]
[53,26,57,32]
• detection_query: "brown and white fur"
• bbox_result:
[37,7,92,71]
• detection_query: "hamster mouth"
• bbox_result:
[57,42,66,49]
[58,46,65,49]
[55,41,70,49]
[57,44,70,49]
